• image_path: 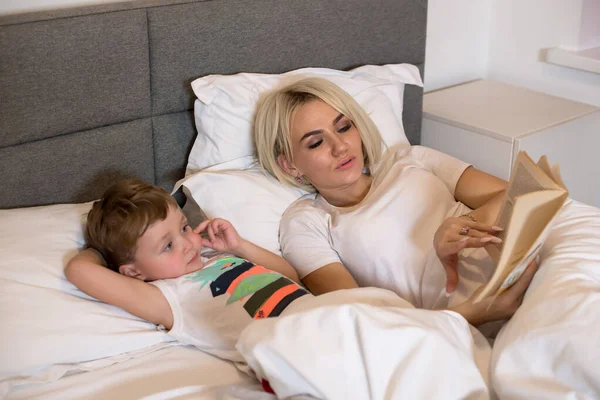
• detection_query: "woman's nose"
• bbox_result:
[331,134,348,156]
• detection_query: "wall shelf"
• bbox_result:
[545,46,600,74]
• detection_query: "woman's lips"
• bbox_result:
[336,156,355,170]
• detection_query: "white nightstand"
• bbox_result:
[421,79,600,207]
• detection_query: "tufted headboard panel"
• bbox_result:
[0,0,427,208]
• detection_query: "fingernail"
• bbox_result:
[535,254,540,264]
[460,236,469,242]
[492,226,504,231]
[445,289,453,297]
[481,236,502,243]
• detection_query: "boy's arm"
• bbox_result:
[234,240,300,283]
[65,249,174,329]
[196,218,300,283]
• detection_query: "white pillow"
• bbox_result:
[175,157,306,256]
[0,202,174,394]
[188,64,423,171]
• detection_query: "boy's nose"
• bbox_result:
[182,237,193,252]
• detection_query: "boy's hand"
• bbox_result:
[194,218,241,253]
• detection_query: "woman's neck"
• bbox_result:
[318,174,373,208]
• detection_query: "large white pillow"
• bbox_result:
[188,64,423,171]
[175,157,306,256]
[0,202,174,395]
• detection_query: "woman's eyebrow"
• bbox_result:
[300,113,345,142]
[300,129,322,142]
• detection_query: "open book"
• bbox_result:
[473,151,568,303]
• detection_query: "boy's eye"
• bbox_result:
[308,140,323,149]
[182,224,190,233]
[164,242,172,252]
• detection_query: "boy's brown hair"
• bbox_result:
[85,179,179,271]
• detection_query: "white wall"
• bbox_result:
[0,0,125,15]
[579,0,600,50]
[486,0,600,107]
[423,0,492,92]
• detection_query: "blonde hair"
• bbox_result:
[85,179,179,271]
[253,77,383,191]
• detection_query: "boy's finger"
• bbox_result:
[207,225,216,242]
[194,219,210,233]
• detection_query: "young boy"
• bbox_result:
[65,179,309,365]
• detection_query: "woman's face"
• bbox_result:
[281,99,365,192]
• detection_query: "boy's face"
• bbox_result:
[121,205,204,281]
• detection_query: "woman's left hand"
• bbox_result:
[434,216,503,294]
[449,257,540,326]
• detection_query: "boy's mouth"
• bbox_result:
[188,251,199,265]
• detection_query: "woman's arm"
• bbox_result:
[301,262,359,295]
[454,166,507,224]
[436,167,508,293]
[65,249,173,329]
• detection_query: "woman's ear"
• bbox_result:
[277,154,297,176]
[118,264,146,281]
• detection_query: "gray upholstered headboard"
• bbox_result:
[0,0,427,209]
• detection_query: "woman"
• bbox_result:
[252,77,535,325]
[253,77,600,398]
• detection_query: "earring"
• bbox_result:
[295,175,303,184]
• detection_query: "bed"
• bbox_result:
[0,0,428,398]
[3,1,600,399]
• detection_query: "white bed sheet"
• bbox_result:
[6,346,267,400]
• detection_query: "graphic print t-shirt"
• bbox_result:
[150,256,310,363]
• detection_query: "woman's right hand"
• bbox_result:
[434,216,503,294]
[447,257,540,326]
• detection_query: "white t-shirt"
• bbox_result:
[151,256,310,364]
[280,145,493,309]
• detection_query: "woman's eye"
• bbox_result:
[164,242,172,252]
[338,123,351,133]
[308,140,323,149]
[182,224,190,233]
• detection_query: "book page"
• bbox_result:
[494,192,566,295]
[490,152,563,256]
[537,156,567,190]
[474,190,565,302]
[473,151,568,303]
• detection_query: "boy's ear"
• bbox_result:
[118,264,145,281]
[277,154,297,176]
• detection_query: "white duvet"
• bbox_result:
[237,199,600,400]
[238,287,492,400]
